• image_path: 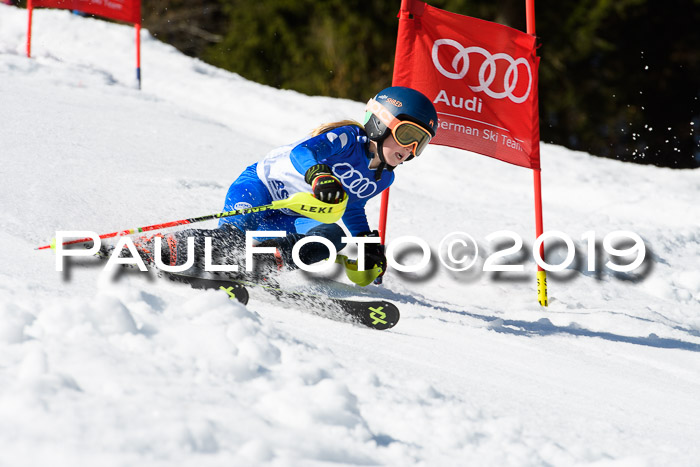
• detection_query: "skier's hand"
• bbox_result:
[305,164,345,204]
[358,230,386,277]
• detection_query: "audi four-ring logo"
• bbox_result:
[431,39,532,104]
[332,162,377,199]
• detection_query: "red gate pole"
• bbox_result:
[26,0,33,58]
[378,0,412,250]
[526,0,548,307]
[378,189,390,244]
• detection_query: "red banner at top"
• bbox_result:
[31,0,140,24]
[393,0,540,169]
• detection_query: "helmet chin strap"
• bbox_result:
[373,139,395,181]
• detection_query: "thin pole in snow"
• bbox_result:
[26,0,33,58]
[378,189,390,245]
[377,0,413,272]
[136,23,141,90]
[526,0,548,307]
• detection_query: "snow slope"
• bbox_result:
[1,5,700,466]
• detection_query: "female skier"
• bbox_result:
[134,86,438,280]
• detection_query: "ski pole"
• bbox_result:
[37,192,348,250]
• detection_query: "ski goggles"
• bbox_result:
[366,98,433,159]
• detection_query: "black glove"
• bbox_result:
[305,164,345,204]
[358,230,386,276]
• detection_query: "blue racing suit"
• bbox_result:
[216,125,394,265]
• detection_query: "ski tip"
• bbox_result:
[357,301,400,330]
[217,284,250,305]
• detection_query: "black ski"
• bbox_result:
[161,272,250,305]
[233,277,400,330]
[334,298,400,330]
[92,244,397,328]
[162,271,399,330]
[152,264,398,330]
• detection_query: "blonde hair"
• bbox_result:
[310,119,365,136]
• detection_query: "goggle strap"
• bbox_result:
[366,98,401,130]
